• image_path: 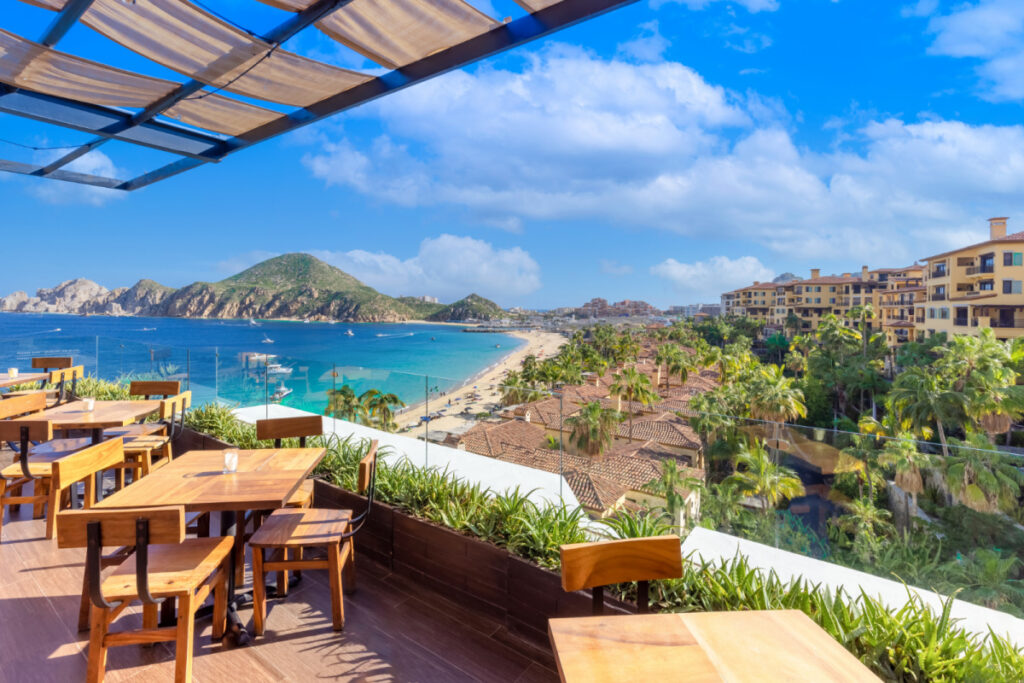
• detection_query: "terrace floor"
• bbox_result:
[1,499,559,682]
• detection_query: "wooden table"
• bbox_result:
[12,399,161,443]
[549,611,879,682]
[96,447,327,644]
[0,372,48,389]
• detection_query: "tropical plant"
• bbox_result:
[564,401,621,456]
[942,432,1024,513]
[360,388,406,432]
[609,366,660,440]
[724,439,805,514]
[889,366,965,458]
[832,497,895,565]
[748,364,806,446]
[325,384,367,423]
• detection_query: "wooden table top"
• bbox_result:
[11,399,161,430]
[0,372,48,388]
[95,448,327,513]
[548,610,879,683]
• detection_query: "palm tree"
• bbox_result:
[362,389,406,432]
[499,371,543,406]
[942,432,1024,513]
[654,343,677,389]
[609,366,661,440]
[877,432,932,512]
[724,439,805,514]
[667,347,692,388]
[847,303,878,358]
[564,401,621,456]
[749,365,806,447]
[889,366,965,458]
[833,497,894,565]
[325,384,366,423]
[645,459,693,526]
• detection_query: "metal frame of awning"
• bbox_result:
[0,0,637,191]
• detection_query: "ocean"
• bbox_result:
[0,313,522,413]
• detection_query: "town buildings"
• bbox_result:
[720,217,1024,346]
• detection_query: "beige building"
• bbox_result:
[919,217,1024,340]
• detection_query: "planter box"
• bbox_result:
[313,479,634,647]
[172,427,234,453]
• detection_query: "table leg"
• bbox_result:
[220,510,249,645]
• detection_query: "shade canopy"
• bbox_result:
[0,0,636,190]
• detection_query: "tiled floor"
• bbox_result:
[0,491,558,682]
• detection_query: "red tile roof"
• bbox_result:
[458,419,548,458]
[616,412,701,451]
[922,230,1024,261]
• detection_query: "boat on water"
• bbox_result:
[261,335,274,344]
[345,329,355,337]
[271,383,292,402]
[495,344,501,348]
[249,318,260,327]
[267,363,293,375]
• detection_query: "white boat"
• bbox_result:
[249,318,260,327]
[261,335,274,344]
[345,329,355,337]
[266,363,293,375]
[303,318,311,324]
[271,384,292,402]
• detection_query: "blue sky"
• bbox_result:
[2,0,1024,309]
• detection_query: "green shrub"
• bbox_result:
[183,403,261,449]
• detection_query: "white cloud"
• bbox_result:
[304,44,1024,266]
[311,234,541,304]
[29,150,124,207]
[601,259,634,276]
[926,0,1024,100]
[651,256,775,300]
[618,21,671,62]
[902,0,938,18]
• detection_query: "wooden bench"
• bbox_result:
[560,536,683,614]
[57,505,232,682]
[249,440,378,634]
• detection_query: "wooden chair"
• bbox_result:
[57,505,232,682]
[256,415,323,509]
[109,391,191,490]
[559,536,683,614]
[0,433,124,541]
[249,440,378,635]
[4,360,81,406]
[3,356,73,396]
[104,381,182,442]
[48,365,84,406]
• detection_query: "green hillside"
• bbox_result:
[428,294,503,322]
[395,296,446,319]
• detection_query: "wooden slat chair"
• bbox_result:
[249,440,378,635]
[0,434,124,541]
[559,536,683,615]
[57,506,232,683]
[256,415,323,509]
[109,391,191,490]
[104,380,182,442]
[48,365,84,407]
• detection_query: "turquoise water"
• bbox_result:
[0,313,522,413]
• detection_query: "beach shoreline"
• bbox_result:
[397,329,565,433]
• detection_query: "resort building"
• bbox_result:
[575,297,661,318]
[919,217,1024,340]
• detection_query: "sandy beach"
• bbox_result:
[397,329,565,434]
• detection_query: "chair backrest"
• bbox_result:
[129,380,181,399]
[31,356,73,371]
[52,438,126,503]
[339,440,379,540]
[49,365,83,404]
[256,415,322,448]
[0,419,53,479]
[159,391,191,439]
[0,391,47,419]
[57,505,185,608]
[560,536,682,615]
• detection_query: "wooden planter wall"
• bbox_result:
[313,480,631,646]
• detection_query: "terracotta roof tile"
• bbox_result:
[458,419,548,457]
[615,412,701,450]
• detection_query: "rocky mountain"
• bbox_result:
[427,294,503,322]
[0,254,504,323]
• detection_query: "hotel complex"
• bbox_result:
[721,217,1024,345]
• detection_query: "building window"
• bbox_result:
[980,280,994,291]
[1004,252,1023,266]
[928,308,935,319]
[1003,280,1023,294]
[940,307,949,319]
